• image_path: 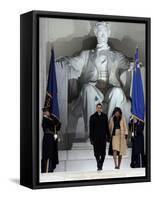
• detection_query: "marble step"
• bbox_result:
[54,156,131,172]
[72,141,93,150]
[58,148,131,161]
[72,141,113,150]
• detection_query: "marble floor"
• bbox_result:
[40,141,146,182]
[40,168,145,182]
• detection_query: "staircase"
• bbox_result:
[54,141,132,172]
[40,141,146,183]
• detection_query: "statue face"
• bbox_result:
[96,29,109,44]
[94,22,110,45]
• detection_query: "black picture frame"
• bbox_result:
[20,10,151,189]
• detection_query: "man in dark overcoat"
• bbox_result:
[89,103,110,171]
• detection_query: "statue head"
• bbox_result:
[94,22,111,45]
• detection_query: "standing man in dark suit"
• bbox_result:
[89,103,110,171]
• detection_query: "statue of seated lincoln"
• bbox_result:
[57,22,132,148]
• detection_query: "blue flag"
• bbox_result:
[131,47,145,122]
[44,48,60,121]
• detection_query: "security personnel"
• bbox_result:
[129,117,145,168]
[41,108,61,173]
